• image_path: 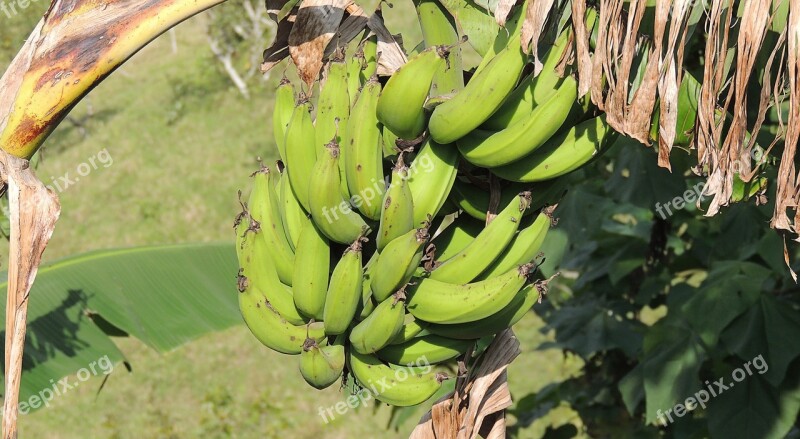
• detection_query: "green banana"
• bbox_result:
[347,43,365,105]
[382,125,400,159]
[481,71,535,131]
[345,77,385,221]
[317,52,352,200]
[406,139,460,226]
[292,221,330,320]
[239,287,325,355]
[430,217,484,261]
[309,141,370,244]
[491,115,615,182]
[376,334,473,366]
[376,156,415,251]
[273,78,296,162]
[389,314,428,345]
[238,254,307,327]
[479,212,550,279]
[278,166,309,250]
[426,283,540,340]
[359,279,377,320]
[323,238,365,334]
[350,291,407,354]
[284,97,317,211]
[233,205,251,263]
[481,20,574,131]
[430,192,531,283]
[248,165,295,285]
[449,178,566,221]
[430,42,530,144]
[376,47,446,139]
[449,179,526,221]
[416,0,464,97]
[358,253,378,320]
[316,52,351,157]
[428,33,529,144]
[236,212,306,326]
[361,35,379,83]
[456,76,579,167]
[348,350,447,406]
[407,263,534,324]
[299,339,345,389]
[473,0,528,75]
[370,226,430,302]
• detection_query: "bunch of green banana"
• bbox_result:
[234,2,618,408]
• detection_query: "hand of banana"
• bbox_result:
[236,7,613,407]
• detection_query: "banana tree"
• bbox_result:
[0,0,796,437]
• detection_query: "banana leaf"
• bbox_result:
[0,243,241,412]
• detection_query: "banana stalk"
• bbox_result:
[0,0,227,159]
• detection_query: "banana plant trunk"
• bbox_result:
[0,0,226,436]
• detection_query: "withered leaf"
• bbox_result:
[494,0,517,27]
[262,13,296,73]
[520,0,556,63]
[288,0,349,86]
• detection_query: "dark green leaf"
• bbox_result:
[540,300,643,358]
[708,364,800,439]
[537,228,569,278]
[552,184,612,238]
[604,140,686,208]
[619,364,644,415]
[720,294,800,387]
[0,243,242,412]
[642,316,706,423]
[679,262,766,346]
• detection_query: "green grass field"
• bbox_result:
[6,11,582,438]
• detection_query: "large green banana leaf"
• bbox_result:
[0,243,241,410]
